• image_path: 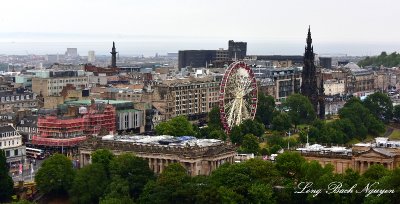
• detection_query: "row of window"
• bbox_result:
[0,139,19,147]
[4,149,21,158]
[175,109,206,115]
[17,127,38,132]
[49,78,87,83]
[1,102,36,109]
[172,83,219,90]
[0,94,33,102]
[1,131,18,138]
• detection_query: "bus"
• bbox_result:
[26,147,45,159]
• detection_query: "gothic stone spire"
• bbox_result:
[110,41,117,68]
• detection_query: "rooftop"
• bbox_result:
[102,135,223,147]
[65,99,133,105]
[0,125,17,133]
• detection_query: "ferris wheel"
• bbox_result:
[219,61,258,134]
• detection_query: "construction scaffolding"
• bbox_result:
[83,104,116,135]
[33,103,116,147]
[33,116,86,147]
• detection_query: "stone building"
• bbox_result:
[31,70,88,97]
[0,90,38,113]
[254,67,302,103]
[343,63,375,95]
[0,125,26,167]
[78,135,236,176]
[16,115,38,143]
[152,77,220,121]
[297,138,400,174]
[323,79,345,96]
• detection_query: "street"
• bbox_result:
[10,159,44,182]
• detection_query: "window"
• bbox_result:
[5,150,10,157]
[14,149,18,156]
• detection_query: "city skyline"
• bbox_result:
[0,0,399,56]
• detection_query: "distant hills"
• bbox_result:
[358,52,400,67]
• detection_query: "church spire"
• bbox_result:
[306,25,312,48]
[110,41,117,68]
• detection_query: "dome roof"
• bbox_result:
[344,62,361,70]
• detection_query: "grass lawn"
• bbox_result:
[364,135,375,142]
[388,129,400,140]
[346,138,360,145]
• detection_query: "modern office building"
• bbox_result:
[178,50,217,69]
[66,48,78,58]
[31,70,88,96]
[178,40,246,68]
[228,40,247,60]
[88,51,95,63]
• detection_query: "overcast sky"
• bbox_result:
[0,0,399,55]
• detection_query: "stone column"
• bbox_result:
[191,163,195,176]
[150,158,154,171]
[153,159,158,173]
[80,153,84,168]
[360,161,364,173]
[160,159,164,173]
[367,162,371,169]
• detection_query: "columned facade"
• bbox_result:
[301,147,400,174]
[78,137,236,176]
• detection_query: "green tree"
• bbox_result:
[154,122,172,135]
[70,163,109,204]
[155,116,195,136]
[358,51,400,67]
[271,112,291,132]
[208,129,227,141]
[100,176,134,204]
[283,94,316,128]
[363,92,393,122]
[35,154,75,195]
[275,151,306,179]
[255,93,276,126]
[239,119,265,138]
[241,134,260,154]
[339,99,385,140]
[210,159,280,203]
[0,150,13,202]
[109,153,155,198]
[270,145,282,154]
[394,105,400,120]
[139,163,194,204]
[266,132,285,147]
[248,183,275,204]
[92,149,115,176]
[229,125,243,144]
[362,164,389,180]
[208,107,223,130]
